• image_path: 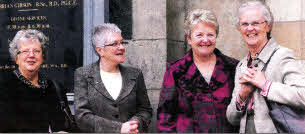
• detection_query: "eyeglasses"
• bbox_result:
[240,21,267,29]
[17,49,42,56]
[104,41,128,47]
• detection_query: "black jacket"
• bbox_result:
[0,71,66,133]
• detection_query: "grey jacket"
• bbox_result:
[74,62,152,133]
[226,38,305,133]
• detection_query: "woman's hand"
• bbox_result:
[239,77,255,101]
[241,68,267,89]
[55,131,68,133]
[121,120,139,133]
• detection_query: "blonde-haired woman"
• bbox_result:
[157,9,238,133]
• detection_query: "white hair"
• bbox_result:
[92,23,122,48]
[236,0,273,29]
[9,29,48,60]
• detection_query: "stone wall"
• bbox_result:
[266,0,305,59]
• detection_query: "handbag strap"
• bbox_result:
[52,80,65,108]
[260,47,279,110]
[261,47,279,72]
[52,80,76,124]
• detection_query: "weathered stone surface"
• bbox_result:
[302,22,305,59]
[124,40,167,89]
[266,0,302,22]
[271,22,303,59]
[167,0,186,41]
[147,89,160,133]
[133,0,166,39]
[167,40,186,62]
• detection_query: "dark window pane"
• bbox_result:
[109,0,132,39]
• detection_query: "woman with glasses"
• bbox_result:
[157,9,239,133]
[226,1,305,133]
[74,23,152,133]
[0,29,67,132]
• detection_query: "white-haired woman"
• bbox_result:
[0,29,68,133]
[226,1,305,133]
[74,23,152,133]
[157,9,239,133]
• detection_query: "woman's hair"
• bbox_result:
[92,23,121,48]
[236,0,273,30]
[9,29,48,60]
[184,9,219,37]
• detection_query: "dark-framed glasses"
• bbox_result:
[240,21,267,29]
[104,41,128,47]
[17,49,42,56]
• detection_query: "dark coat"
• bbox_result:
[0,71,66,133]
[74,62,153,133]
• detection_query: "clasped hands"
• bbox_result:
[239,68,267,101]
[121,120,139,133]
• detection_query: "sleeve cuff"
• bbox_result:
[236,95,247,111]
[260,80,272,97]
[129,116,144,132]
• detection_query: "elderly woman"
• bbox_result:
[0,29,67,132]
[157,9,239,133]
[74,23,152,133]
[226,1,305,133]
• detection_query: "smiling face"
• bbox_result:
[15,40,43,74]
[238,7,270,48]
[97,32,125,65]
[187,21,217,58]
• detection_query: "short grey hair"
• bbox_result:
[9,29,48,60]
[236,0,273,30]
[92,23,121,49]
[184,9,219,37]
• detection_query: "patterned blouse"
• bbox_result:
[157,48,239,133]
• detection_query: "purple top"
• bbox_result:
[157,48,239,133]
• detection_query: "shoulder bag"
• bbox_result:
[261,48,305,133]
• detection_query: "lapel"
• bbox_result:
[87,61,114,101]
[256,38,279,64]
[115,64,137,102]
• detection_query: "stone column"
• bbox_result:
[125,0,167,132]
[166,0,187,62]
